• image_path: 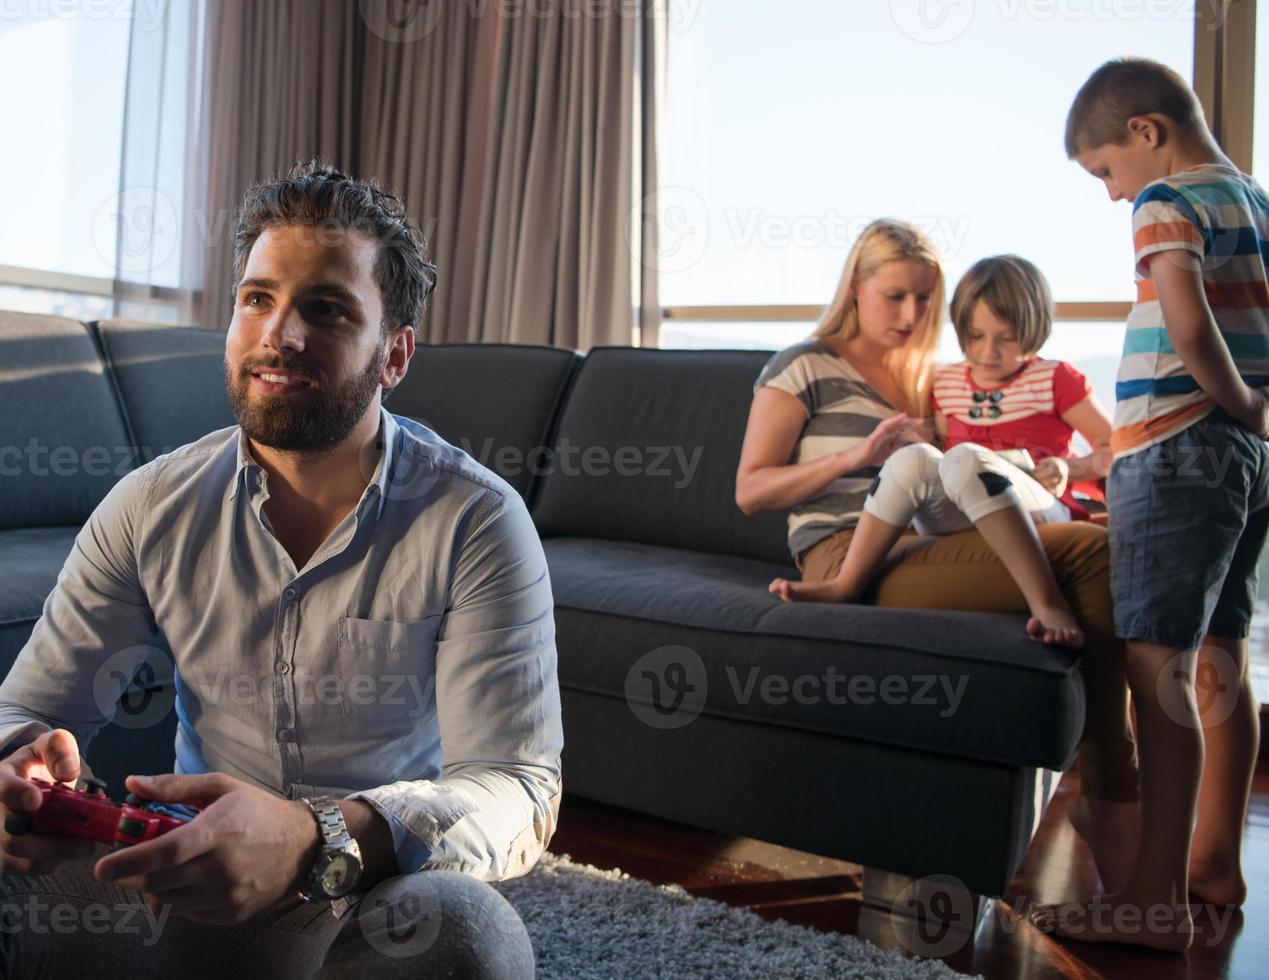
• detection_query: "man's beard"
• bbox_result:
[224,343,385,453]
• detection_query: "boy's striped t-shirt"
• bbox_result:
[1113,163,1269,458]
[755,340,897,558]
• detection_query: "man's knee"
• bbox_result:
[332,871,534,979]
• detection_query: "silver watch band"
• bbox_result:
[304,796,354,850]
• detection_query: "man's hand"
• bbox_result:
[0,729,98,875]
[1033,456,1071,498]
[94,773,319,925]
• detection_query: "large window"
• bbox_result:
[0,8,132,280]
[657,0,1196,376]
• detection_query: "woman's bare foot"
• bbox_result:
[1188,854,1247,907]
[1067,795,1139,894]
[1028,890,1194,951]
[1026,604,1085,648]
[768,577,858,604]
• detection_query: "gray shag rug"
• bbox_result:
[491,853,978,979]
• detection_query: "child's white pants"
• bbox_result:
[862,442,1071,535]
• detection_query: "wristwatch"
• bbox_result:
[298,797,363,901]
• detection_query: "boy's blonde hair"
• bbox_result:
[1065,57,1209,157]
[812,219,944,417]
[950,255,1053,356]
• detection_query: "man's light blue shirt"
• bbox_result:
[0,408,563,880]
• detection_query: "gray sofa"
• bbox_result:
[0,311,1085,897]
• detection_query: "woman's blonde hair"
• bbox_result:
[811,219,944,417]
[950,255,1053,356]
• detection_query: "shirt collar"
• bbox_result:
[228,407,399,521]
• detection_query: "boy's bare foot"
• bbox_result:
[1188,854,1247,907]
[1067,796,1139,894]
[768,577,858,604]
[1026,605,1085,648]
[1028,891,1194,952]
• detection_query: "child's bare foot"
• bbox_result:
[1026,605,1085,648]
[1028,890,1194,952]
[1067,796,1139,894]
[1188,854,1247,907]
[768,577,858,604]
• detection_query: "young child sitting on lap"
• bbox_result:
[771,255,1113,648]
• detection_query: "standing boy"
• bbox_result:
[1043,57,1268,951]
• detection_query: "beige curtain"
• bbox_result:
[194,0,361,333]
[361,1,661,349]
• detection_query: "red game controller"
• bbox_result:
[4,776,197,847]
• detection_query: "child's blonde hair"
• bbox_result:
[950,255,1053,357]
[812,219,944,417]
[1065,57,1210,158]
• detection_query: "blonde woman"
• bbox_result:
[766,254,1115,649]
[735,220,1140,891]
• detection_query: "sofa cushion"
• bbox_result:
[0,312,135,529]
[388,343,580,501]
[0,526,80,678]
[531,348,791,564]
[543,537,1084,771]
[92,319,237,460]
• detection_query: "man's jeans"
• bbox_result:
[0,842,535,978]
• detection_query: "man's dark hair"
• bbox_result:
[1064,57,1209,158]
[232,160,438,333]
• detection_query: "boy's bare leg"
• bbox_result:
[1033,639,1199,951]
[972,508,1084,648]
[770,513,908,603]
[1188,634,1258,906]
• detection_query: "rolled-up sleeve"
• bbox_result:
[346,487,563,880]
[0,466,161,764]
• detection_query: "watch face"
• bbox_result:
[320,852,361,897]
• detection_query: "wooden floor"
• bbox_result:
[548,762,1269,979]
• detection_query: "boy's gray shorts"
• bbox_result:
[1108,407,1269,650]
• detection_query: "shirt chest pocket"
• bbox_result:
[334,615,441,723]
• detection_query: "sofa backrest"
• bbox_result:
[389,343,581,502]
[92,319,237,460]
[0,312,136,530]
[530,347,791,564]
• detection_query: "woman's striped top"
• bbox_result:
[755,340,898,558]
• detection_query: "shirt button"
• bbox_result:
[284,587,299,601]
[278,728,295,743]
[274,661,289,674]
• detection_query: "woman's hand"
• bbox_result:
[1033,456,1071,498]
[849,415,918,471]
